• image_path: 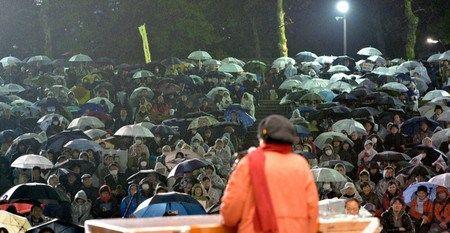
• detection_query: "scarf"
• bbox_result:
[248,142,292,233]
[416,197,428,214]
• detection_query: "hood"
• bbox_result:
[436,186,448,200]
[191,133,204,144]
[359,169,370,179]
[322,144,333,152]
[75,190,88,202]
[128,183,137,195]
[99,184,111,195]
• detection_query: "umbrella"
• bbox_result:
[203,59,221,66]
[370,151,411,162]
[150,125,178,137]
[299,93,324,103]
[351,107,380,118]
[357,47,382,56]
[303,78,329,90]
[204,71,232,79]
[221,57,245,66]
[235,73,258,84]
[381,82,408,93]
[412,77,428,93]
[319,160,355,172]
[224,108,255,128]
[27,55,52,65]
[45,130,91,154]
[187,116,219,130]
[1,84,25,93]
[295,51,318,62]
[243,60,267,74]
[0,183,69,204]
[332,119,366,135]
[130,87,154,104]
[431,128,450,148]
[26,219,84,233]
[423,90,450,101]
[427,53,442,62]
[401,116,439,136]
[165,149,202,169]
[367,55,386,66]
[36,114,68,131]
[302,61,323,72]
[333,92,357,102]
[429,173,450,188]
[86,97,114,113]
[314,55,336,64]
[310,168,347,183]
[314,132,353,150]
[327,65,350,73]
[0,210,31,233]
[294,125,310,137]
[127,169,166,183]
[399,60,422,71]
[371,67,395,76]
[272,57,296,69]
[161,57,182,66]
[53,159,96,175]
[12,133,46,144]
[329,73,348,83]
[317,89,337,103]
[403,182,445,204]
[0,56,21,67]
[63,138,102,152]
[218,63,243,73]
[136,121,156,130]
[68,116,104,130]
[188,51,212,61]
[438,50,450,61]
[279,90,309,105]
[397,164,436,178]
[279,79,302,90]
[168,158,207,178]
[133,192,206,217]
[115,124,154,138]
[132,70,155,79]
[83,129,108,139]
[11,154,53,170]
[68,53,93,62]
[328,81,353,93]
[418,104,449,118]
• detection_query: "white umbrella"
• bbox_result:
[279,79,302,90]
[87,97,115,113]
[429,96,450,105]
[437,110,450,122]
[203,59,221,66]
[84,129,108,139]
[399,60,422,70]
[372,67,395,76]
[0,56,21,67]
[272,56,296,69]
[132,70,154,79]
[221,57,245,66]
[314,132,354,150]
[381,82,408,93]
[206,87,229,99]
[327,65,350,73]
[388,65,409,75]
[429,173,450,188]
[427,53,442,62]
[1,83,25,93]
[188,51,212,61]
[332,119,366,135]
[27,55,52,65]
[115,124,154,138]
[68,116,105,130]
[311,168,347,183]
[327,81,353,93]
[329,73,348,83]
[431,128,450,148]
[303,78,330,90]
[314,55,336,64]
[10,99,33,107]
[418,104,448,119]
[37,113,69,131]
[11,154,53,169]
[218,63,243,73]
[69,53,93,62]
[367,55,386,66]
[438,50,450,61]
[357,47,382,56]
[423,90,450,101]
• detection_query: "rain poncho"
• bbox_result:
[71,190,92,225]
[240,92,255,118]
[284,62,298,78]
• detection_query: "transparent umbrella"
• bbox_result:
[188,51,212,61]
[357,47,382,56]
[311,168,347,183]
[69,53,93,62]
[332,119,366,135]
[11,154,53,169]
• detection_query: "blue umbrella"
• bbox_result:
[296,106,319,116]
[403,182,448,204]
[168,158,207,178]
[225,106,255,128]
[294,125,310,137]
[45,130,91,154]
[318,89,337,103]
[402,117,439,136]
[79,103,106,114]
[133,192,206,218]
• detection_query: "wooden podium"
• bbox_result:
[85,215,380,233]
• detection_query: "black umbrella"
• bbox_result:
[161,57,182,67]
[351,107,380,118]
[168,158,207,178]
[397,164,437,178]
[410,145,446,166]
[204,71,232,79]
[350,88,373,98]
[319,159,355,172]
[45,130,90,155]
[53,159,96,175]
[402,117,439,136]
[333,92,357,102]
[319,106,351,119]
[0,183,69,204]
[26,219,84,233]
[150,125,178,138]
[127,169,167,183]
[370,151,411,162]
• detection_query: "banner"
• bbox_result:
[138,24,151,63]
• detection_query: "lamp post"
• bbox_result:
[426,37,446,52]
[336,1,349,55]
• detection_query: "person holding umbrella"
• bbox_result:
[409,185,434,232]
[384,124,406,152]
[221,115,319,233]
[413,121,434,145]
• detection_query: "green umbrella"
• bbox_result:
[218,63,243,73]
[311,167,347,183]
[188,51,212,61]
[332,119,366,135]
[314,131,353,150]
[69,53,93,62]
[132,70,155,79]
[0,83,25,93]
[243,60,267,74]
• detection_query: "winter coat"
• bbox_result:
[119,187,145,217]
[381,191,401,212]
[381,208,415,233]
[91,186,119,219]
[433,198,450,225]
[408,197,434,223]
[221,150,319,233]
[71,190,92,225]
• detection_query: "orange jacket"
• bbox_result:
[434,187,450,224]
[408,197,434,223]
[220,151,319,233]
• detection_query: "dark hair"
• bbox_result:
[38,227,56,233]
[0,227,9,233]
[390,196,405,206]
[387,180,397,187]
[345,198,360,208]
[360,182,371,189]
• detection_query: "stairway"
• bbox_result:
[240,99,290,150]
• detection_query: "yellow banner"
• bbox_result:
[138,24,151,63]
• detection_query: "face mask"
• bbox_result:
[142,184,150,190]
[323,183,331,190]
[140,161,147,167]
[110,170,118,176]
[325,150,332,156]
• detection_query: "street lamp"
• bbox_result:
[426,37,446,51]
[336,1,349,55]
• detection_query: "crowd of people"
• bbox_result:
[0,48,449,232]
